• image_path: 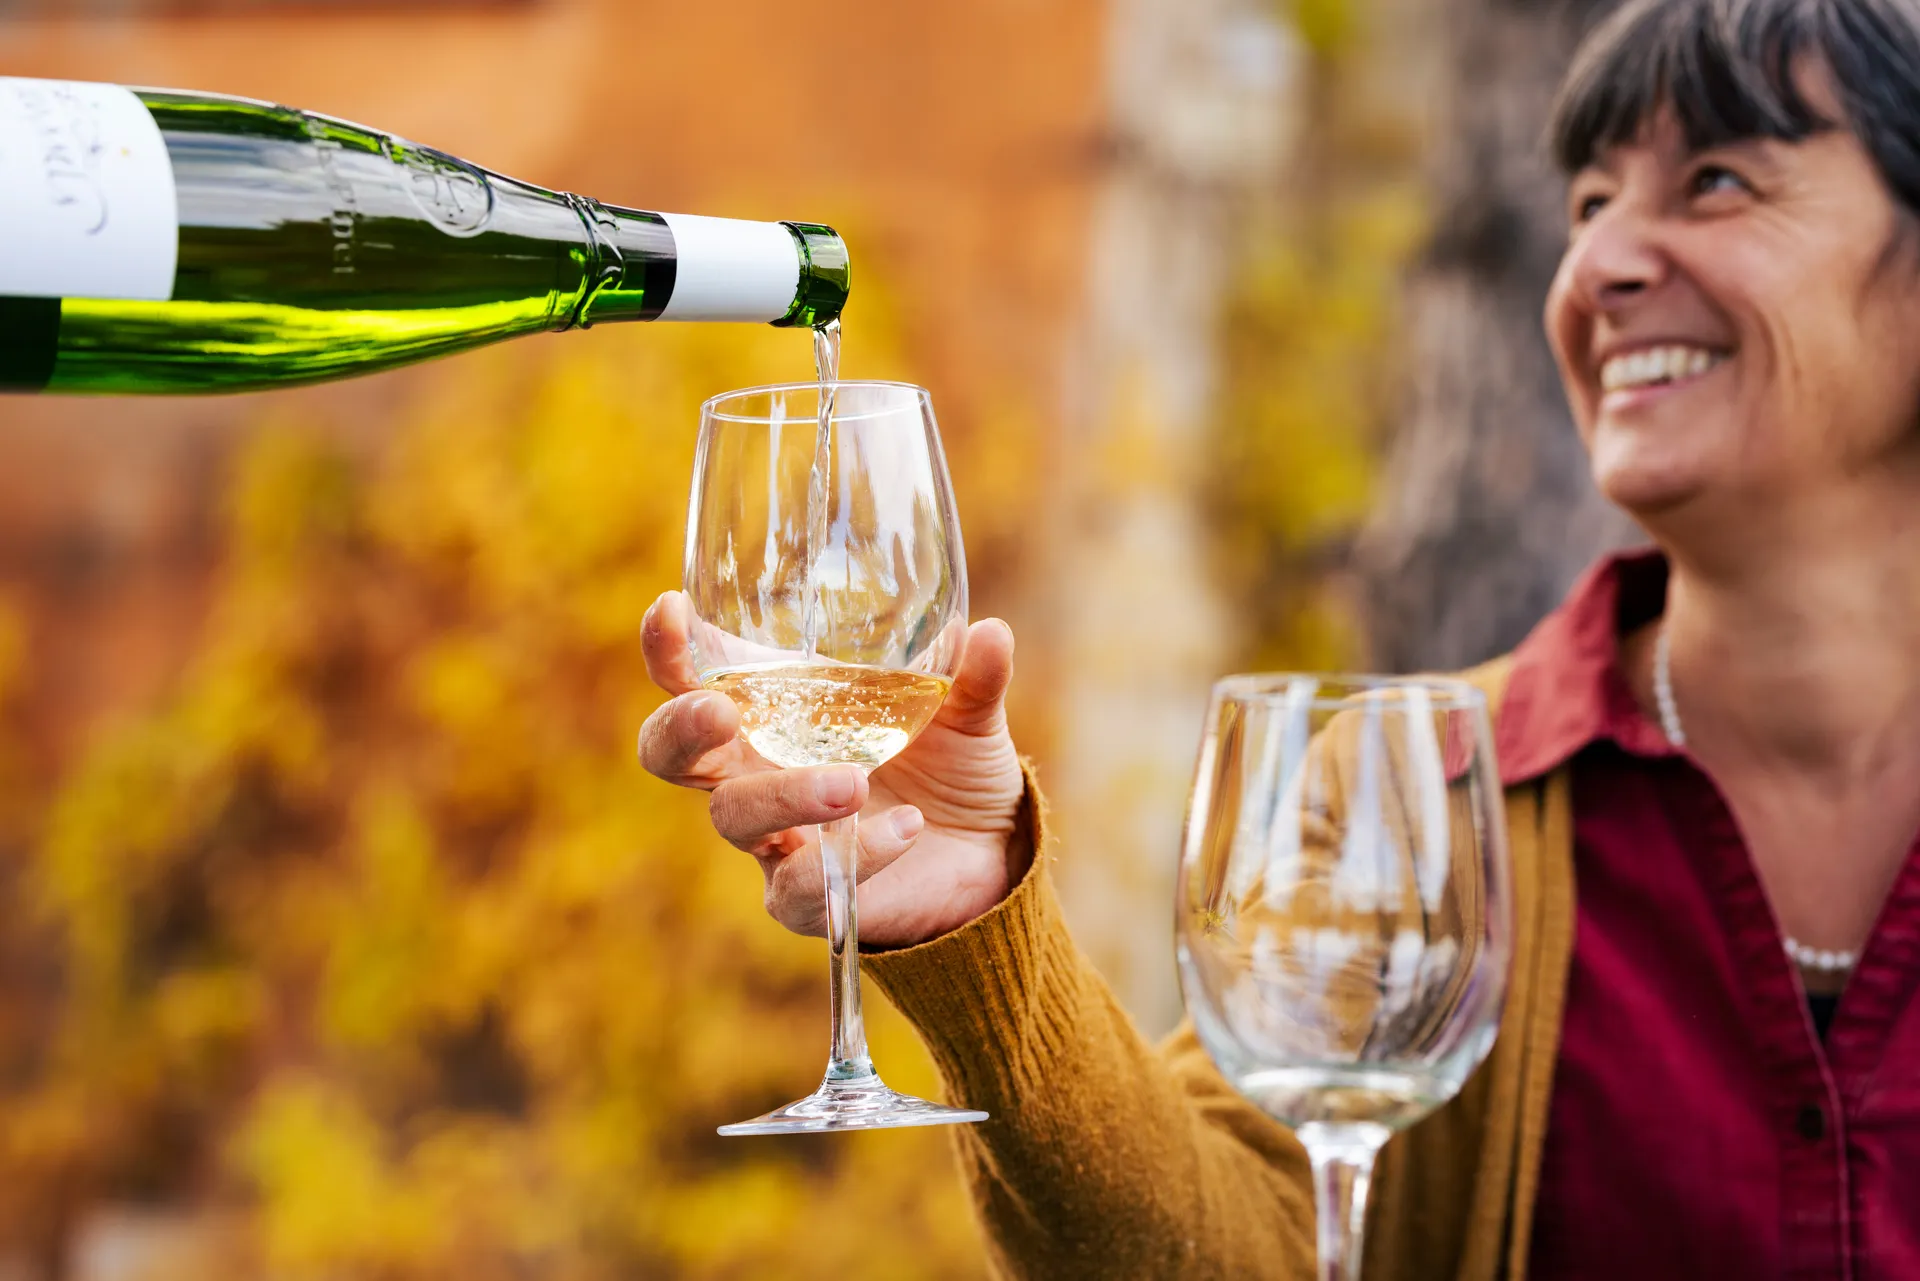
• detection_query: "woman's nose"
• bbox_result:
[1564,203,1668,312]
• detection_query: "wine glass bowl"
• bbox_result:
[1176,674,1512,1279]
[684,379,983,1135]
[686,380,966,677]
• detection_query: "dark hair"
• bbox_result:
[1551,0,1920,218]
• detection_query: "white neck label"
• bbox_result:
[657,213,799,322]
[0,77,179,301]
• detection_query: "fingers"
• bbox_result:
[640,591,701,695]
[853,805,924,879]
[762,804,926,934]
[637,690,741,786]
[938,618,1015,736]
[710,765,867,851]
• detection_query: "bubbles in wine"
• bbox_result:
[703,662,950,771]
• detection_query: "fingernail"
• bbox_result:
[690,695,719,736]
[817,768,857,809]
[889,807,924,842]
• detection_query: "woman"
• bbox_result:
[638,0,1920,1274]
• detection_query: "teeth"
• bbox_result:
[1600,344,1724,392]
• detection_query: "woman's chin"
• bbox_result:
[1593,459,1709,519]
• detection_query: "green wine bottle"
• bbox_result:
[0,77,849,395]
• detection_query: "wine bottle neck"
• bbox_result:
[569,200,677,327]
[571,203,848,329]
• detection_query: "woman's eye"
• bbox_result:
[1691,165,1750,199]
[1572,193,1608,224]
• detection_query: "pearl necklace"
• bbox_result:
[1653,625,1859,975]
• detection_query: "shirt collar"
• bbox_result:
[1496,545,1680,785]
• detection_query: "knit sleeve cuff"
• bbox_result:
[861,760,1084,1103]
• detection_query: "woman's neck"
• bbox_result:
[1658,476,1920,779]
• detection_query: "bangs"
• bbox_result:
[1551,0,1837,174]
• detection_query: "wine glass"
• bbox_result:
[1175,675,1512,1279]
[684,379,985,1135]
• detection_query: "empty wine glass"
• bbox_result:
[1175,675,1512,1280]
[684,379,984,1135]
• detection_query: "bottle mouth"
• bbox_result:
[773,222,850,328]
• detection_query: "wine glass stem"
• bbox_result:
[820,812,874,1081]
[1302,1124,1387,1281]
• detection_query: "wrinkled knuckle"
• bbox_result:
[709,786,745,836]
[767,865,821,935]
[768,884,809,935]
[636,717,672,774]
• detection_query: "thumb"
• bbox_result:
[939,618,1014,736]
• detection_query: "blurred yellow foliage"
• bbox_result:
[1290,0,1357,55]
[5,317,984,1278]
[1212,0,1428,672]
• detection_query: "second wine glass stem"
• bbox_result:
[820,812,873,1081]
[1301,1123,1388,1281]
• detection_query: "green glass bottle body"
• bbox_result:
[0,78,849,395]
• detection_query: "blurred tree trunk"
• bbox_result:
[1358,0,1640,673]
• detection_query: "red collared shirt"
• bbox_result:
[1502,550,1920,1280]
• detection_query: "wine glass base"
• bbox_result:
[718,1074,988,1136]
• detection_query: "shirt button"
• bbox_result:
[1796,1104,1826,1141]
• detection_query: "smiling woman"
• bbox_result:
[634,0,1920,1277]
[1510,4,1920,1272]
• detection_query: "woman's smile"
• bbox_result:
[1596,341,1731,414]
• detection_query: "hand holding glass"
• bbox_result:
[683,380,984,1135]
[1176,676,1512,1280]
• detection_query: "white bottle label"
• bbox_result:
[657,213,800,322]
[0,77,178,301]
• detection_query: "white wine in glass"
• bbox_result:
[703,664,953,771]
[1176,675,1513,1280]
[684,379,984,1135]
